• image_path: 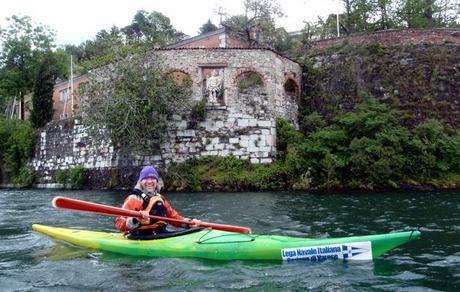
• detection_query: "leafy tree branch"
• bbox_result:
[81,54,192,155]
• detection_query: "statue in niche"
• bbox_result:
[206,70,222,104]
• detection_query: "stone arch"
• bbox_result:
[168,70,192,87]
[234,70,265,93]
[233,69,269,117]
[284,78,299,97]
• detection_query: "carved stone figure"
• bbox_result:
[206,70,222,104]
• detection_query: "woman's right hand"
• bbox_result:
[139,211,150,225]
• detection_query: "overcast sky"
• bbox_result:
[0,0,340,46]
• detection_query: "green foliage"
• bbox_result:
[81,54,192,154]
[284,99,460,190]
[0,117,34,184]
[300,112,326,133]
[238,72,264,91]
[276,118,304,160]
[54,166,86,189]
[65,10,180,73]
[403,119,460,180]
[223,0,283,47]
[300,0,459,40]
[272,27,295,51]
[123,10,177,46]
[396,0,459,29]
[198,19,218,35]
[163,156,289,192]
[30,52,58,128]
[55,169,67,186]
[0,15,64,112]
[334,98,398,138]
[69,166,86,189]
[190,98,207,127]
[13,166,34,187]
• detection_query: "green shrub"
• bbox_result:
[300,112,326,133]
[281,98,460,190]
[13,166,35,188]
[69,166,86,189]
[0,118,35,184]
[190,98,207,124]
[55,169,67,186]
[276,118,304,160]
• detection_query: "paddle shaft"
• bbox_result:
[52,196,251,234]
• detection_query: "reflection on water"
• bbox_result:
[0,189,459,290]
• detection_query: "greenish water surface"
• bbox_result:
[0,189,458,291]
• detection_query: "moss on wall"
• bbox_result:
[296,43,460,128]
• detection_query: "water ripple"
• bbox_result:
[0,189,457,290]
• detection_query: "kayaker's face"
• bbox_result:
[141,178,157,193]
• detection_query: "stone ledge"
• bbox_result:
[206,105,227,111]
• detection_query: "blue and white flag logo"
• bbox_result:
[281,241,372,262]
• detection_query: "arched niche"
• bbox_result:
[284,78,299,97]
[233,70,268,117]
[235,71,265,93]
[169,70,192,87]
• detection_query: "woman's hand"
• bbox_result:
[139,211,150,225]
[189,218,202,228]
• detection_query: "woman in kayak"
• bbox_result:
[116,165,200,236]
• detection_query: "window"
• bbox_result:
[60,113,70,120]
[60,88,69,102]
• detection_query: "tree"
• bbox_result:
[349,0,375,32]
[0,117,34,184]
[77,26,124,61]
[306,0,458,37]
[223,0,284,47]
[0,15,63,115]
[310,15,341,39]
[272,27,294,51]
[30,52,59,128]
[198,19,218,35]
[81,54,192,154]
[61,11,183,73]
[122,10,177,46]
[396,0,459,28]
[375,0,395,30]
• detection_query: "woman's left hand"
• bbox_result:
[139,211,151,225]
[189,218,202,227]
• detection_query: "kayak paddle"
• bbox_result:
[52,196,252,234]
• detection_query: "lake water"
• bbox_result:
[0,189,459,291]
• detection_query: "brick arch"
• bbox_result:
[233,68,266,92]
[168,70,192,87]
[284,78,299,97]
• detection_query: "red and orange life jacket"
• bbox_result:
[115,189,184,232]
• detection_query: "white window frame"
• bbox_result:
[60,88,69,102]
[60,113,70,120]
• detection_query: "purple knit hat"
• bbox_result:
[138,165,160,181]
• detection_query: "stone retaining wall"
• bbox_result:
[308,28,460,53]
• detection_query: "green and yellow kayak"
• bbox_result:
[32,224,420,262]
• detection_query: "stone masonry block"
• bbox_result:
[237,119,249,127]
[250,158,260,163]
[257,121,272,127]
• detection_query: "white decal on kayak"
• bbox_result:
[281,241,372,262]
